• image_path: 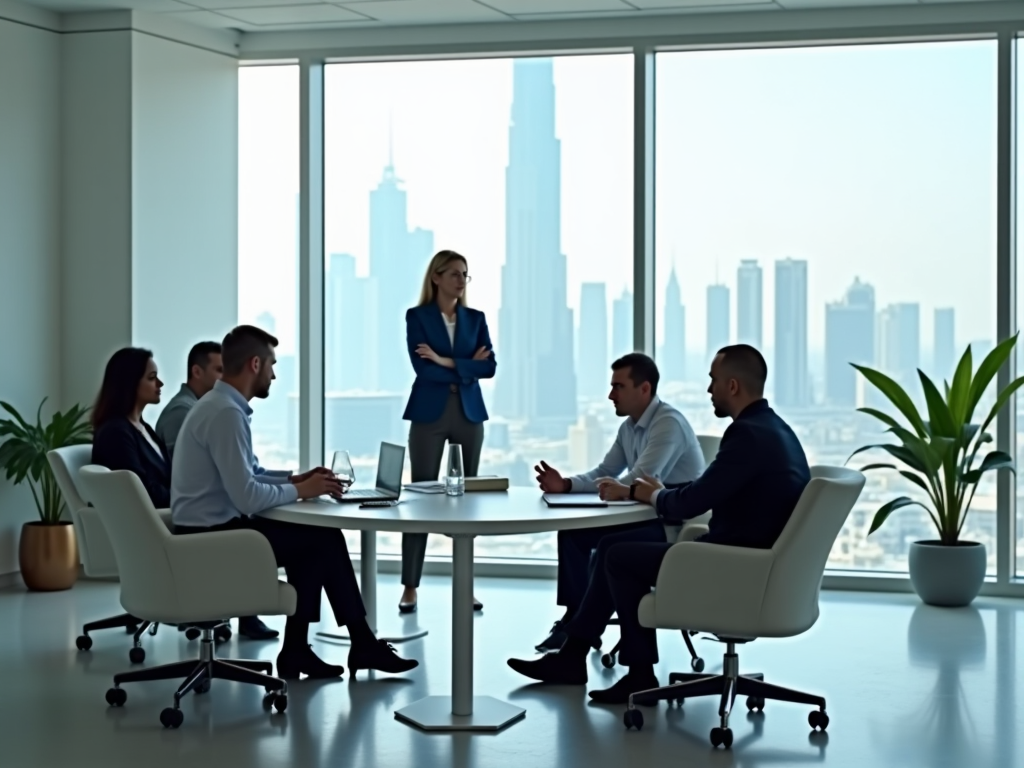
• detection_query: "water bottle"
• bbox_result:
[446,443,465,497]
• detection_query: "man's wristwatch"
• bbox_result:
[629,482,638,501]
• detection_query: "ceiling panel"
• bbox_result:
[164,8,246,25]
[25,0,192,12]
[183,0,341,11]
[481,0,634,14]
[629,0,774,9]
[335,0,512,23]
[220,2,371,22]
[775,0,914,8]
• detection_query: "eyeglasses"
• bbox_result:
[439,270,472,283]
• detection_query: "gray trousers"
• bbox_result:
[402,392,484,588]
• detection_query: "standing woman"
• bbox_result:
[91,347,171,508]
[400,250,496,613]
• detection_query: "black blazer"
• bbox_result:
[655,399,810,549]
[92,417,172,508]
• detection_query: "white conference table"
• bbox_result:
[261,488,656,732]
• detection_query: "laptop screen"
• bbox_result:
[375,443,405,494]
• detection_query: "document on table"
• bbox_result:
[542,493,635,508]
[403,481,446,494]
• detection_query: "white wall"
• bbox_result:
[0,18,61,574]
[132,33,239,401]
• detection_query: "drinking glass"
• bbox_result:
[446,444,465,497]
[331,451,356,490]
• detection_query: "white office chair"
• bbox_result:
[77,465,296,729]
[48,446,158,662]
[622,465,865,749]
[599,433,722,672]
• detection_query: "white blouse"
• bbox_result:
[443,313,457,348]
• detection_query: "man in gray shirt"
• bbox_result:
[155,341,223,458]
[531,353,705,652]
[172,325,418,680]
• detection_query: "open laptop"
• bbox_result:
[335,442,405,503]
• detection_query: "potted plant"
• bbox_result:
[850,335,1023,607]
[0,399,92,591]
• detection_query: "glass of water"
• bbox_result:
[446,443,465,497]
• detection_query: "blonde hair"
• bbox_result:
[418,250,469,307]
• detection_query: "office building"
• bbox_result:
[568,413,608,473]
[494,58,578,434]
[934,307,956,382]
[612,288,634,360]
[774,258,809,407]
[736,259,763,348]
[878,303,921,391]
[661,268,686,382]
[577,282,609,398]
[706,284,730,359]
[825,278,875,407]
[326,253,379,393]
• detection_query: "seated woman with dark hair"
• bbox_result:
[91,347,171,508]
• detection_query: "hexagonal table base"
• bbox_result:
[395,696,526,732]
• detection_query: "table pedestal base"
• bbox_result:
[316,628,428,645]
[395,696,525,732]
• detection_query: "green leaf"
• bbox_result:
[966,334,1018,422]
[852,364,927,437]
[978,375,1024,441]
[948,346,974,425]
[869,497,929,535]
[855,407,905,433]
[918,370,956,438]
[860,463,899,472]
[898,470,934,496]
[962,450,1016,484]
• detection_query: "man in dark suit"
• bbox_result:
[507,344,810,704]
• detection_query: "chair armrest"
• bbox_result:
[156,508,173,531]
[678,524,709,543]
[165,530,287,618]
[644,542,775,633]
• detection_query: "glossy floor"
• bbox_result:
[2,574,1019,768]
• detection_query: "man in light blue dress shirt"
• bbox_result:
[532,353,705,652]
[172,325,418,680]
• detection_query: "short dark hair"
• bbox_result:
[611,353,660,396]
[186,341,222,379]
[221,325,278,376]
[92,347,153,429]
[716,344,768,395]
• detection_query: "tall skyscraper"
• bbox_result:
[933,308,956,382]
[825,278,875,407]
[578,283,608,398]
[706,284,730,359]
[494,58,578,434]
[774,258,809,407]
[661,268,686,382]
[326,253,379,393]
[368,158,434,394]
[878,303,921,391]
[612,288,634,361]
[736,260,763,348]
[568,414,607,474]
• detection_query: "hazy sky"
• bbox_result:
[239,41,1000,358]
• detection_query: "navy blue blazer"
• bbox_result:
[92,417,172,508]
[655,399,810,549]
[402,303,496,424]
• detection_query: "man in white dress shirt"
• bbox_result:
[531,353,705,652]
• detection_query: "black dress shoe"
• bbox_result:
[473,598,484,612]
[276,645,345,680]
[398,600,417,614]
[238,616,280,640]
[349,639,419,676]
[507,650,588,685]
[587,672,661,705]
[535,620,568,653]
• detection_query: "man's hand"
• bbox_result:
[596,477,630,501]
[472,346,491,361]
[290,466,333,484]
[295,472,344,500]
[416,344,455,369]
[632,475,665,505]
[535,461,570,494]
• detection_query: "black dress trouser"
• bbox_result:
[175,516,366,626]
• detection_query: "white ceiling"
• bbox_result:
[8,0,1016,34]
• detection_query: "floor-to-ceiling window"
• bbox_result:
[654,41,998,574]
[238,64,301,471]
[322,54,633,559]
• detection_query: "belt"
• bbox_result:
[449,384,458,394]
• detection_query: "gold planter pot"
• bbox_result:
[19,521,79,591]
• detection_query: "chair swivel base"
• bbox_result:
[621,641,828,748]
[75,612,162,664]
[104,623,288,729]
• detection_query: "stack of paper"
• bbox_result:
[403,481,446,494]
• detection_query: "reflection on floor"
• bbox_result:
[2,574,1020,768]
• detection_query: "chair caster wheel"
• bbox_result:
[809,710,829,731]
[691,657,705,673]
[746,696,765,713]
[623,709,643,730]
[105,688,127,707]
[76,635,92,651]
[263,692,287,713]
[601,653,616,669]
[185,628,201,641]
[129,647,145,664]
[195,679,211,695]
[710,726,733,749]
[214,626,232,643]
[160,707,184,729]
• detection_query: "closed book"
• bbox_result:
[465,476,509,492]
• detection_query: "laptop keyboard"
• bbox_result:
[345,489,388,499]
